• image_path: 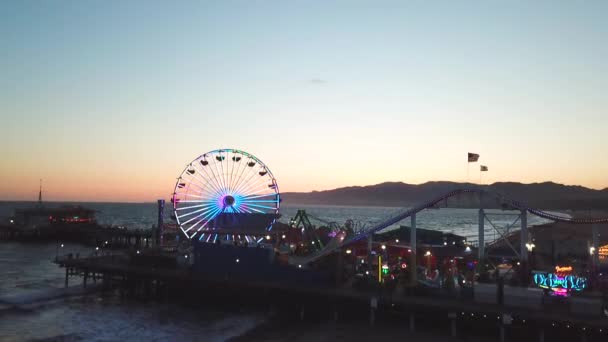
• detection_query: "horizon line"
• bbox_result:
[1,179,606,203]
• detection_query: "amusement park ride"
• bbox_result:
[171,148,280,242]
[170,148,608,294]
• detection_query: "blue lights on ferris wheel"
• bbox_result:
[172,149,280,240]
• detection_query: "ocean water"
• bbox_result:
[0,202,554,341]
[1,201,553,239]
[0,242,265,341]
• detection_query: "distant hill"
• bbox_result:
[281,181,608,210]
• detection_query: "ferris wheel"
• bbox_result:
[172,149,280,240]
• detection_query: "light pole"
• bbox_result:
[590,246,597,288]
[525,242,535,286]
[56,242,65,260]
[525,242,535,267]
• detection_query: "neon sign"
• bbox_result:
[533,266,587,296]
[554,266,572,274]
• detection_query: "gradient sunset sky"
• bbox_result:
[1,1,607,202]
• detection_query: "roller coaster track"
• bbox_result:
[289,189,608,266]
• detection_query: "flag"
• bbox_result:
[480,165,488,172]
[468,153,479,162]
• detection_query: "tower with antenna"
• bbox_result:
[38,179,42,207]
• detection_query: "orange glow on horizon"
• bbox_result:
[2,2,608,203]
[1,173,606,203]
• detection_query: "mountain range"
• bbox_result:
[281,181,608,210]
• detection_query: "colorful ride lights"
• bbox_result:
[533,265,587,296]
[381,264,390,275]
[173,149,280,240]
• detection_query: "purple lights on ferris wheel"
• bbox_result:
[172,149,280,240]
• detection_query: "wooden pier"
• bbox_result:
[0,223,156,248]
[55,254,608,342]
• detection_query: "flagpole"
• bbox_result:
[479,166,488,185]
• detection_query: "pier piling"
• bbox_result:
[409,313,415,333]
[332,302,338,322]
[369,296,377,326]
[450,318,457,337]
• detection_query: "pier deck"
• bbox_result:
[55,255,608,341]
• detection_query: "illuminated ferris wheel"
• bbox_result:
[172,149,280,240]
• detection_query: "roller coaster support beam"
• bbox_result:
[335,246,344,286]
[410,213,417,286]
[520,209,528,262]
[478,208,485,260]
[367,234,373,268]
[592,224,600,271]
